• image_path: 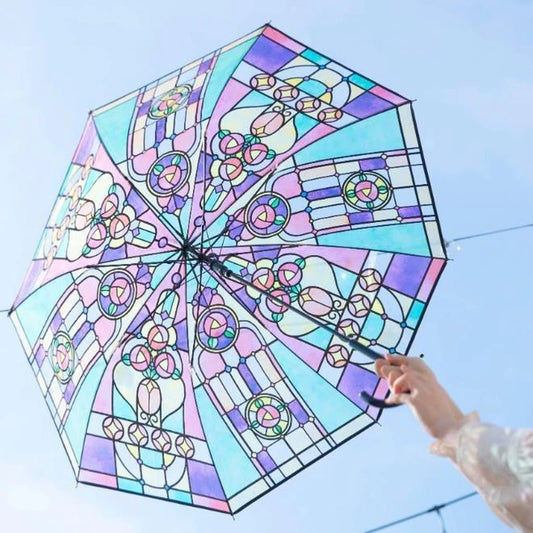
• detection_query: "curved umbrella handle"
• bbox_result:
[359,353,424,409]
[359,391,401,409]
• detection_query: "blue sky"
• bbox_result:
[0,1,532,531]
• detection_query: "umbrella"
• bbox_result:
[10,24,447,514]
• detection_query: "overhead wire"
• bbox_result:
[362,491,477,532]
[445,222,532,248]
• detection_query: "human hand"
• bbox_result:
[375,354,464,439]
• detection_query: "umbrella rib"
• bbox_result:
[195,220,231,251]
[199,131,208,254]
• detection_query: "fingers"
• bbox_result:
[374,358,387,377]
[379,366,403,388]
[375,360,399,378]
[384,353,406,365]
[385,354,432,376]
[376,356,410,393]
[376,354,435,403]
[376,353,408,376]
[390,372,411,395]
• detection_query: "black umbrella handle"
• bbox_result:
[358,351,402,409]
[359,390,401,409]
[359,353,424,409]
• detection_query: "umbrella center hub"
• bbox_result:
[181,241,230,277]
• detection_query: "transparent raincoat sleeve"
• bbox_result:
[431,414,533,532]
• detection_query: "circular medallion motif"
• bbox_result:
[245,193,290,237]
[296,97,320,113]
[338,318,360,338]
[343,171,392,211]
[318,107,343,123]
[69,184,83,211]
[50,332,75,384]
[359,269,382,292]
[252,268,275,291]
[348,294,371,317]
[53,216,71,242]
[175,435,195,458]
[102,417,124,440]
[152,429,172,452]
[277,262,302,287]
[274,85,299,102]
[147,324,170,350]
[219,157,243,182]
[220,133,245,155]
[100,193,119,219]
[44,245,57,271]
[98,270,136,319]
[85,222,107,252]
[243,143,269,166]
[325,344,349,368]
[250,74,276,91]
[153,352,177,379]
[149,85,192,119]
[246,394,291,439]
[108,214,130,240]
[128,423,149,446]
[128,344,151,372]
[197,305,238,352]
[147,152,190,197]
[265,289,291,314]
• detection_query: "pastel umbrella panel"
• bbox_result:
[11,25,446,513]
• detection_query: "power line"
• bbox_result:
[362,491,478,532]
[445,222,532,247]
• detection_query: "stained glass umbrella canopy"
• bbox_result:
[10,25,447,513]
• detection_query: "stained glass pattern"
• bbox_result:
[11,24,446,513]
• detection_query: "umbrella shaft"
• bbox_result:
[185,245,382,361]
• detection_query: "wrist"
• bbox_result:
[430,412,480,458]
[431,410,465,439]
